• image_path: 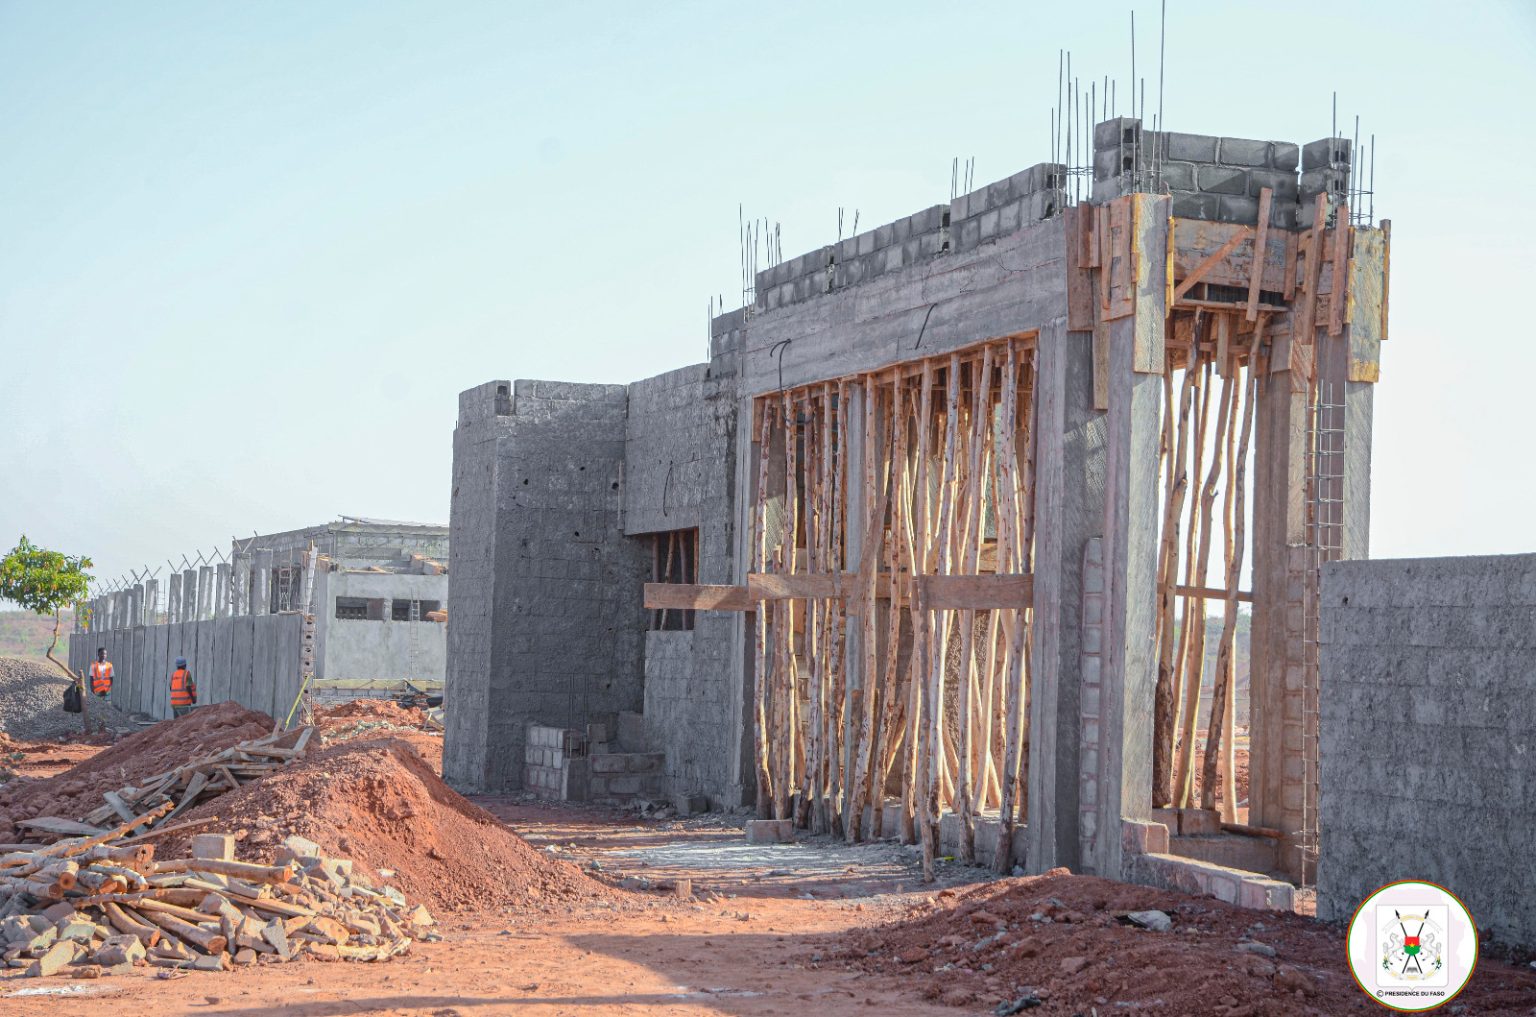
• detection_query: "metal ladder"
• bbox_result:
[1298,381,1345,883]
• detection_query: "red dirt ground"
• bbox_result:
[833,869,1536,1015]
[158,736,613,913]
[0,701,273,839]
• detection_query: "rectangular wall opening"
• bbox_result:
[649,529,699,631]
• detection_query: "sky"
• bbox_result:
[1,0,1534,593]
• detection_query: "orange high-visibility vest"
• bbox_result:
[89,661,113,695]
[170,668,197,707]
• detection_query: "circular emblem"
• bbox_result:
[1345,880,1478,1012]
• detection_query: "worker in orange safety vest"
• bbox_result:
[170,657,198,718]
[89,647,113,698]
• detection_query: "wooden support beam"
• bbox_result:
[747,572,847,601]
[1174,584,1253,604]
[914,573,1034,611]
[1245,187,1273,322]
[642,583,751,612]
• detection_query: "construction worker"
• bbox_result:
[89,647,113,698]
[170,657,198,718]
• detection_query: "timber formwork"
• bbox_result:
[642,123,1388,888]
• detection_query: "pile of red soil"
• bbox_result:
[0,701,273,839]
[161,735,609,913]
[315,698,426,729]
[835,871,1536,1016]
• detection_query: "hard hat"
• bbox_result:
[175,657,187,667]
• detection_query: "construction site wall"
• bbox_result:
[69,612,304,723]
[1317,554,1536,947]
[444,380,649,792]
[622,353,744,804]
[311,570,447,681]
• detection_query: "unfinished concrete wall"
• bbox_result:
[1318,554,1536,947]
[70,612,303,721]
[444,380,649,792]
[623,355,740,805]
[312,570,447,681]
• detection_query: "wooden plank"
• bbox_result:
[1172,218,1288,293]
[102,791,138,825]
[642,583,751,612]
[1174,228,1251,301]
[746,572,848,601]
[1065,206,1096,331]
[1245,187,1273,321]
[915,573,1034,611]
[1175,584,1253,604]
[1328,202,1351,336]
[16,818,107,837]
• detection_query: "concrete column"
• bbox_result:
[182,569,198,622]
[1093,203,1167,880]
[198,565,214,620]
[131,584,144,626]
[253,549,273,616]
[232,553,251,616]
[1027,319,1105,875]
[1027,194,1167,880]
[214,563,230,618]
[144,579,159,624]
[167,573,182,624]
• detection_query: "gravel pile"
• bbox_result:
[0,656,137,740]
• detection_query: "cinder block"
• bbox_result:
[1239,877,1295,912]
[1158,160,1196,191]
[1299,166,1350,197]
[1180,808,1223,835]
[1217,194,1259,225]
[1218,137,1272,167]
[1122,819,1170,856]
[1171,191,1221,221]
[1247,168,1299,200]
[1163,131,1218,163]
[744,819,794,844]
[1270,142,1300,172]
[1196,164,1247,195]
[1094,115,1142,152]
[191,834,235,861]
[1301,137,1351,170]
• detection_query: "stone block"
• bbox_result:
[589,753,627,774]
[744,819,794,844]
[1180,808,1222,835]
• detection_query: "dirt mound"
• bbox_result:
[162,735,609,913]
[0,700,273,839]
[315,698,426,727]
[0,655,136,741]
[835,870,1536,1015]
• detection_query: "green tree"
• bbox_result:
[0,536,93,682]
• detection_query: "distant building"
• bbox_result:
[75,517,449,718]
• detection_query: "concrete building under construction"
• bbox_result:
[445,113,1392,907]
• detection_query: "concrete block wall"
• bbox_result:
[522,724,589,800]
[1091,116,1351,230]
[752,163,1066,314]
[623,344,743,806]
[68,612,303,722]
[1317,554,1536,948]
[444,379,650,792]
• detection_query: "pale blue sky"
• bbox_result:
[2,0,1533,589]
